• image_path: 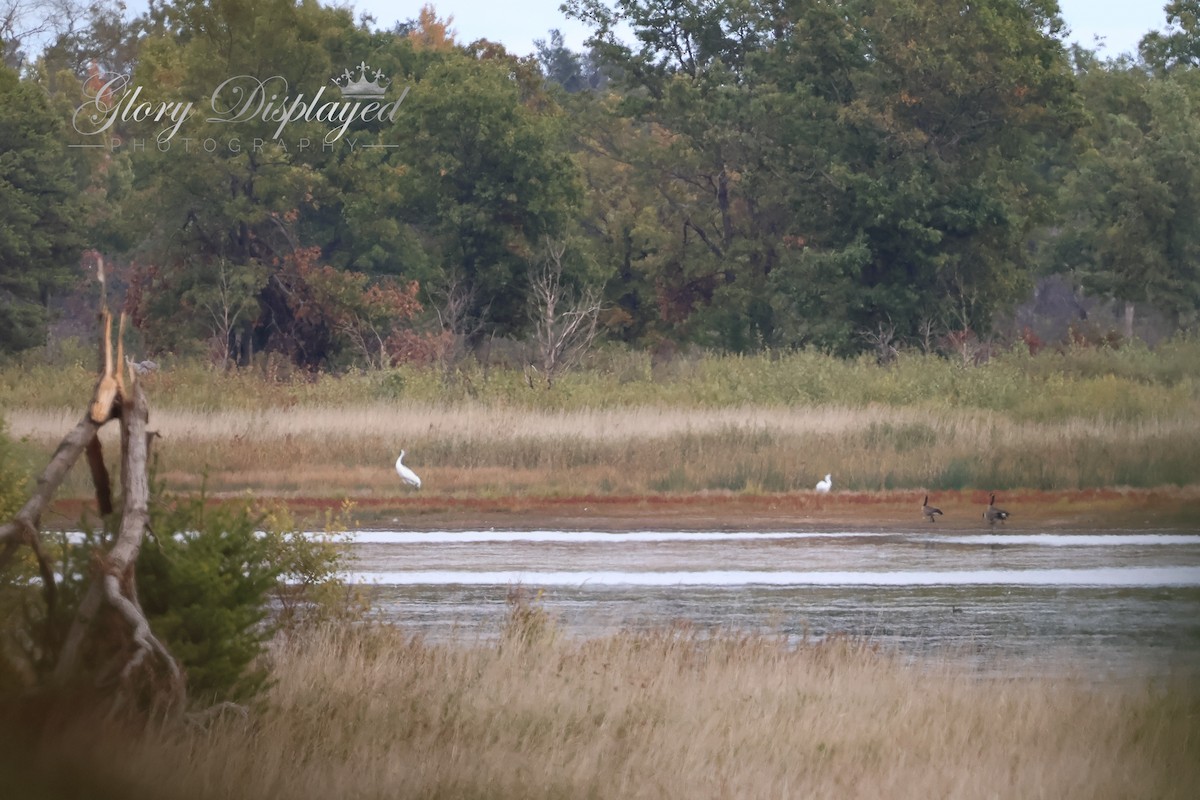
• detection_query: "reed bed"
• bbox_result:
[4,341,1200,417]
[8,403,1200,497]
[5,342,1200,499]
[7,618,1198,800]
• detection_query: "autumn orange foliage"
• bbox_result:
[408,4,457,51]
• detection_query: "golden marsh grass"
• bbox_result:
[8,403,1200,498]
[8,620,1198,799]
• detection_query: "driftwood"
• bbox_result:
[0,310,183,710]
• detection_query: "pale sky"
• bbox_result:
[1056,0,1169,58]
[342,0,1171,59]
[76,1,1177,62]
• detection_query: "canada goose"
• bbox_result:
[395,450,422,488]
[815,474,832,493]
[983,493,1009,525]
[922,495,943,522]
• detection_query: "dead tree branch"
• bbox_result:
[528,240,603,388]
[1,303,182,708]
[0,310,126,558]
[0,414,102,563]
[858,320,899,365]
[55,365,181,703]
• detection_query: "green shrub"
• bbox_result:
[0,417,27,520]
[135,492,358,706]
[137,495,281,705]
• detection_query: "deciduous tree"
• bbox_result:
[1052,60,1200,335]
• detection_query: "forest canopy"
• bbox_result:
[2,0,1199,366]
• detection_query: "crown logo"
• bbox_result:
[332,61,389,98]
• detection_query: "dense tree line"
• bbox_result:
[2,0,1199,366]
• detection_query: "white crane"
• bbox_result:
[815,473,832,493]
[395,450,421,489]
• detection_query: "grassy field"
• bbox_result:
[4,342,1200,505]
[7,402,1200,506]
[4,608,1198,800]
[5,339,1200,415]
[2,346,1199,797]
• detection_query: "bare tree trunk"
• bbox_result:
[2,309,183,710]
[528,239,603,388]
[917,318,936,355]
[53,366,180,703]
[1123,301,1135,341]
[86,436,113,516]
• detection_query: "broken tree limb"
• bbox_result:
[89,310,120,424]
[0,414,102,559]
[103,573,178,685]
[3,288,184,711]
[86,436,113,516]
[52,370,182,703]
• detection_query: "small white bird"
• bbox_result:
[395,449,421,488]
[815,473,832,493]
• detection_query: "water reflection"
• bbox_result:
[346,529,1200,676]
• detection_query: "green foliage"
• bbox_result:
[136,490,356,705]
[0,417,27,519]
[4,337,1200,424]
[0,419,34,691]
[12,0,1200,363]
[137,494,281,704]
[396,48,582,335]
[89,0,584,365]
[258,503,362,629]
[1139,1,1200,70]
[566,0,1080,351]
[1052,61,1200,329]
[0,414,356,706]
[0,64,85,356]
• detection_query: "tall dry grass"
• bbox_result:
[7,612,1198,800]
[7,403,1200,497]
[5,341,1200,499]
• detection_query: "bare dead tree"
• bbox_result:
[430,271,487,370]
[190,259,263,371]
[338,313,390,371]
[528,239,603,388]
[0,306,183,713]
[432,272,484,340]
[916,317,937,355]
[858,320,899,365]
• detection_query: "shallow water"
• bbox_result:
[346,529,1200,676]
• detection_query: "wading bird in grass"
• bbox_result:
[396,450,421,489]
[815,474,832,493]
[983,493,1009,525]
[922,495,943,523]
